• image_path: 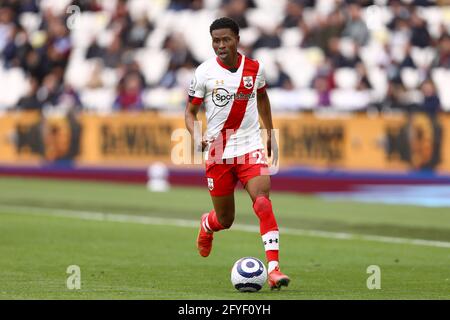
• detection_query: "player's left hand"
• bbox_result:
[267,134,278,167]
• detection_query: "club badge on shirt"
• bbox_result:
[207,177,214,191]
[243,76,253,89]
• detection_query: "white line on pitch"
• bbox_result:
[1,204,449,249]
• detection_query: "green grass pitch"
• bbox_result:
[0,177,449,299]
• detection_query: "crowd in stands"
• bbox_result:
[0,0,450,114]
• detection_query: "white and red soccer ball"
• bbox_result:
[231,257,267,292]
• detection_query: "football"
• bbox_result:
[231,257,267,292]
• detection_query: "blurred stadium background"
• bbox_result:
[1,0,450,202]
[0,0,450,300]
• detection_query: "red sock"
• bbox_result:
[205,210,225,232]
[253,196,280,263]
[266,250,279,262]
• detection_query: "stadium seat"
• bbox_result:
[80,88,115,113]
[281,28,303,48]
[19,12,42,35]
[0,64,5,84]
[145,27,168,49]
[252,48,279,85]
[363,5,393,29]
[172,9,195,33]
[304,47,325,66]
[431,67,447,87]
[0,68,28,109]
[101,68,119,88]
[143,87,184,111]
[181,10,216,62]
[275,47,315,88]
[301,7,320,27]
[203,0,222,10]
[359,41,389,68]
[403,89,423,106]
[98,0,119,14]
[142,88,167,110]
[134,48,169,86]
[252,0,286,17]
[339,37,357,59]
[40,0,72,15]
[401,67,421,90]
[431,68,450,111]
[246,8,283,32]
[439,88,450,111]
[70,12,110,49]
[334,68,359,90]
[0,71,9,109]
[239,27,260,47]
[411,46,436,69]
[96,28,115,49]
[65,49,97,90]
[267,88,318,111]
[367,67,388,101]
[127,0,151,21]
[390,44,407,64]
[330,89,372,111]
[418,6,443,38]
[316,0,337,16]
[176,67,195,91]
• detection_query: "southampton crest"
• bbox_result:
[207,177,214,191]
[243,76,253,89]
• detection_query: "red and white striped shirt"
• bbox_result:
[188,53,267,160]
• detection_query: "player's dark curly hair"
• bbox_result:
[209,17,240,36]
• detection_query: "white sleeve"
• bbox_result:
[188,66,206,98]
[256,62,267,90]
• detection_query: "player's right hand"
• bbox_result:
[201,140,209,152]
[267,135,279,167]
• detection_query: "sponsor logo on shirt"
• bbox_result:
[212,88,255,107]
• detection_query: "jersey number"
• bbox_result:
[252,151,266,164]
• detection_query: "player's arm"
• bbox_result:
[257,89,278,165]
[257,89,273,133]
[185,100,207,152]
[185,100,200,137]
[186,66,207,152]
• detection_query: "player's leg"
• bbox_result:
[197,193,235,257]
[243,173,291,290]
[244,175,277,264]
[197,162,237,257]
[209,193,235,229]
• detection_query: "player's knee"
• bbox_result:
[252,195,272,219]
[250,190,270,203]
[218,214,234,229]
[221,220,233,229]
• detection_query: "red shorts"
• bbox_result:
[205,149,269,197]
